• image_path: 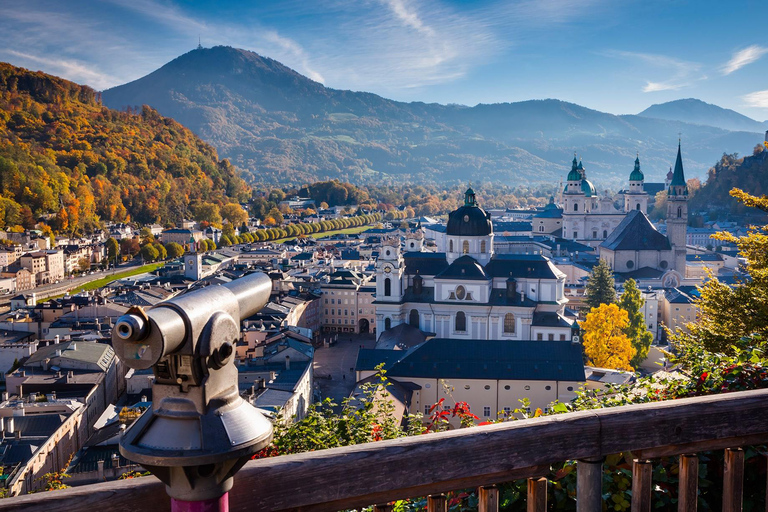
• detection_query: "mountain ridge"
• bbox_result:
[638,98,768,133]
[101,46,765,186]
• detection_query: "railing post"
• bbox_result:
[723,448,744,512]
[527,477,547,512]
[478,485,499,512]
[577,458,603,512]
[678,454,699,512]
[428,494,447,512]
[631,459,653,512]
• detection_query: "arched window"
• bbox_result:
[480,240,486,253]
[574,203,579,212]
[677,207,682,218]
[503,313,515,334]
[385,318,391,330]
[636,203,641,211]
[603,230,608,238]
[409,309,419,328]
[462,240,469,254]
[455,311,466,332]
[449,240,454,252]
[384,277,391,297]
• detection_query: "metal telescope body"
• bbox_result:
[112,272,274,507]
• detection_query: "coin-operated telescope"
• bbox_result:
[112,272,273,511]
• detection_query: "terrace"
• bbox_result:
[4,387,767,512]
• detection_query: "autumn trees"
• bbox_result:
[671,188,768,355]
[0,63,250,235]
[582,303,635,371]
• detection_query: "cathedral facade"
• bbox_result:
[375,188,577,341]
[561,155,649,247]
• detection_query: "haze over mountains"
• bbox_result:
[102,46,766,187]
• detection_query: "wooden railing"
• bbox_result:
[4,388,768,512]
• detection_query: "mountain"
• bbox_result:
[639,99,768,133]
[0,62,249,233]
[102,46,764,187]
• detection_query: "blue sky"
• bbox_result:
[1,0,767,120]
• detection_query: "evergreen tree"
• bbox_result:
[618,279,653,368]
[585,259,616,309]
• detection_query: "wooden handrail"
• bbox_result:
[5,389,768,512]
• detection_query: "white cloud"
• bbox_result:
[605,50,704,93]
[742,90,768,109]
[1,49,115,90]
[103,0,326,84]
[722,45,768,75]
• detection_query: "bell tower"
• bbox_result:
[624,154,648,213]
[666,141,688,274]
[376,237,404,303]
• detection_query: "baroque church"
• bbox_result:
[375,188,578,341]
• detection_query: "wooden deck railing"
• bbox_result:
[4,388,768,512]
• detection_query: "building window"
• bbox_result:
[504,385,511,390]
[627,260,634,269]
[548,333,554,341]
[573,231,578,239]
[539,225,544,232]
[537,333,543,341]
[455,311,466,332]
[592,230,597,239]
[504,313,515,334]
[409,309,419,328]
[465,292,473,301]
[385,318,391,330]
[603,230,608,238]
[484,385,491,390]
[462,240,469,254]
[545,385,552,390]
[425,405,431,415]
[449,240,454,252]
[574,203,578,211]
[483,406,491,417]
[677,207,682,218]
[503,407,512,416]
[560,334,566,341]
[567,386,574,392]
[384,277,391,296]
[636,203,641,210]
[325,298,328,304]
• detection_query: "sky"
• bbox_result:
[1,0,767,120]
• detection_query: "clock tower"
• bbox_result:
[376,237,405,334]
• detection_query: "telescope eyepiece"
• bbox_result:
[115,314,147,342]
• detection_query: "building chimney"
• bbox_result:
[54,335,60,344]
[1,392,8,401]
[14,430,21,440]
[67,370,74,381]
[140,395,147,403]
[97,460,105,481]
[285,355,290,370]
[6,417,14,436]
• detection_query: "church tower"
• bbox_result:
[624,155,648,213]
[666,141,688,274]
[375,237,405,333]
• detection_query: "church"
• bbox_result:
[597,142,689,287]
[374,188,578,341]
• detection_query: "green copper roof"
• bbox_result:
[629,155,644,181]
[581,179,596,197]
[464,187,477,206]
[567,155,580,181]
[668,142,688,196]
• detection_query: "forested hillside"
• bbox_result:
[0,63,249,235]
[691,143,768,218]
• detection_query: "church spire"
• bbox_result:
[668,140,688,196]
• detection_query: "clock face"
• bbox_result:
[188,259,194,265]
[463,215,470,222]
[384,266,392,273]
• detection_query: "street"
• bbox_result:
[313,333,376,404]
